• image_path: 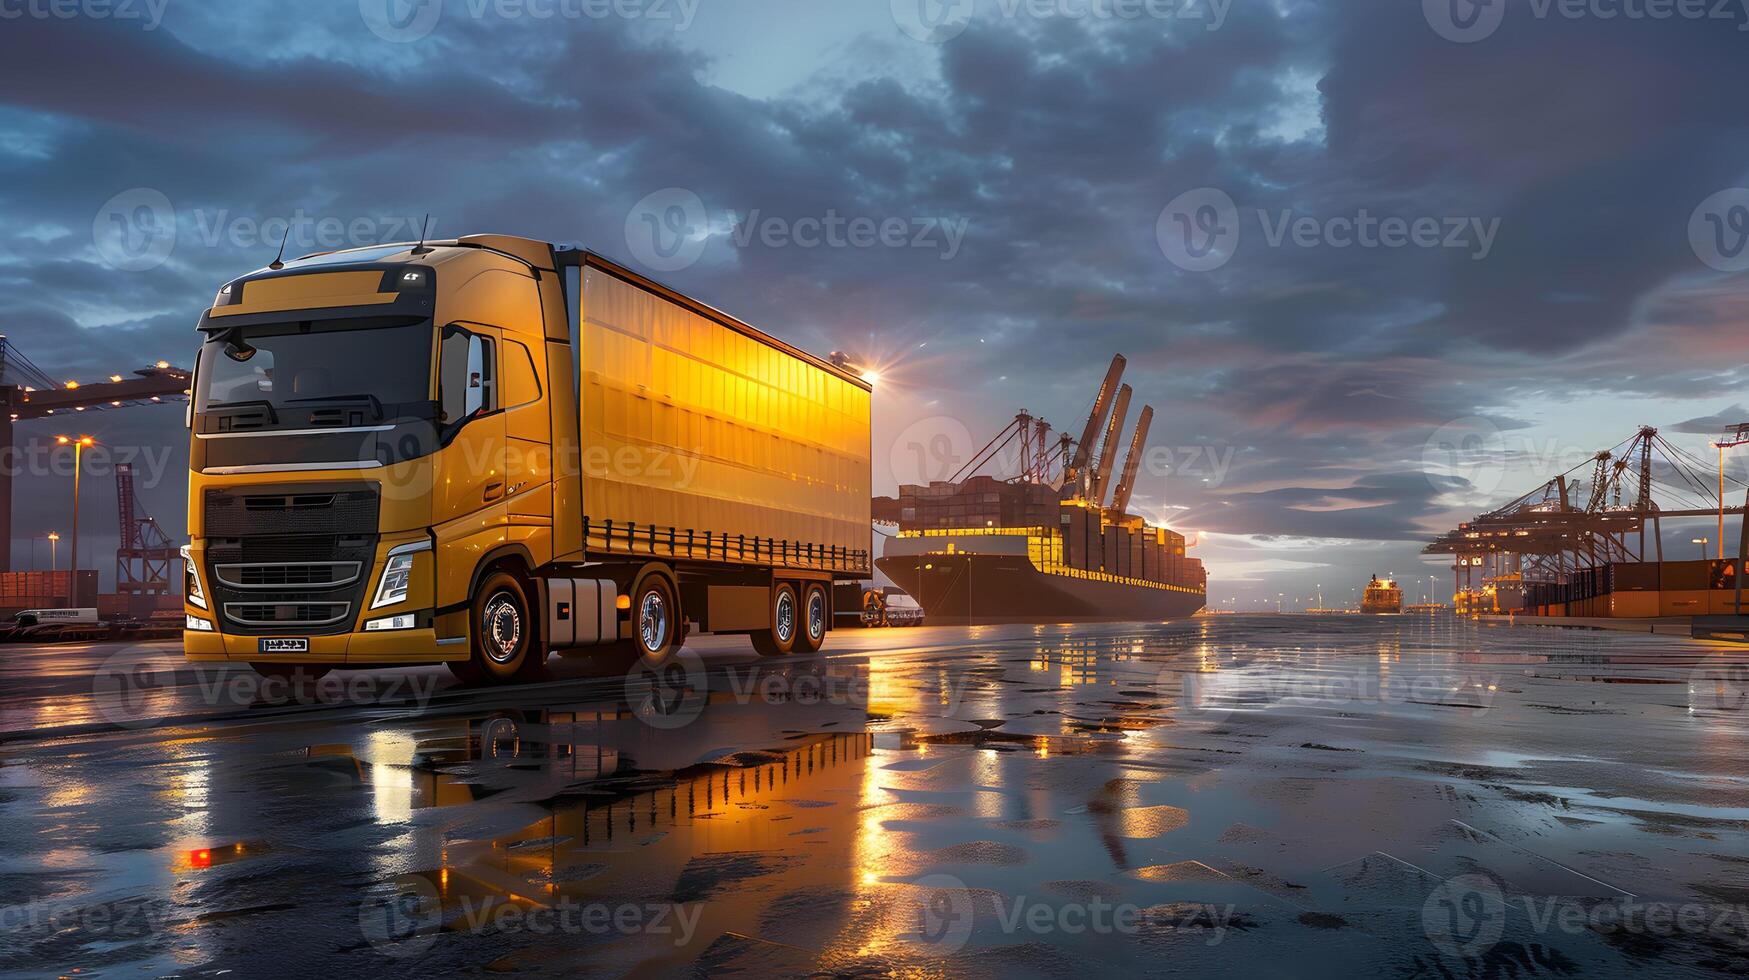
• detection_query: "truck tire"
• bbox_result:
[751,582,800,656]
[799,582,828,653]
[629,574,680,664]
[451,570,541,684]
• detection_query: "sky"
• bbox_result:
[3,0,1749,602]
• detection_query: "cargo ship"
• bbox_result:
[874,355,1207,624]
[1361,575,1402,614]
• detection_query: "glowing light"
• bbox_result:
[109,374,123,383]
[64,380,78,389]
[859,370,880,385]
[156,360,170,369]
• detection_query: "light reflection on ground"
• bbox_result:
[0,615,1746,977]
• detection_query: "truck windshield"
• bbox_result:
[195,321,434,415]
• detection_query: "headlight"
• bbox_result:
[186,614,214,632]
[181,545,207,610]
[371,553,416,609]
[364,614,417,631]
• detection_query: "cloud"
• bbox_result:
[1,2,1745,597]
[1668,405,1749,435]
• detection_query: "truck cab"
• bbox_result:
[184,235,872,682]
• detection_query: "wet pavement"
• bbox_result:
[2,616,1748,978]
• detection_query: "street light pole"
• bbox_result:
[57,436,93,598]
[1713,425,1749,562]
[47,532,59,572]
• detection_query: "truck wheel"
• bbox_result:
[630,575,680,663]
[454,570,539,684]
[751,582,799,656]
[799,583,828,653]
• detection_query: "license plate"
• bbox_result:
[258,637,309,654]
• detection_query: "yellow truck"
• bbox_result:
[182,235,872,682]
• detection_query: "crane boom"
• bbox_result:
[1088,384,1132,507]
[1110,405,1154,516]
[1065,354,1126,492]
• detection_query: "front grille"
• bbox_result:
[202,482,381,635]
[223,602,352,627]
[215,562,361,589]
[205,484,379,537]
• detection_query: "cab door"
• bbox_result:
[499,334,552,528]
[432,324,508,630]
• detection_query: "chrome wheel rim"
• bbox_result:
[638,590,669,653]
[807,591,825,641]
[482,591,522,664]
[775,591,796,643]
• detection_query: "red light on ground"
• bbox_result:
[190,848,212,869]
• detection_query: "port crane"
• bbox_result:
[944,352,1160,519]
[1425,424,1749,605]
[0,335,191,573]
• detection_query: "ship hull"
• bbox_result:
[876,552,1206,625]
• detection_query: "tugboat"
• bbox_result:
[1361,575,1402,615]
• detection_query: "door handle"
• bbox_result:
[484,481,505,501]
